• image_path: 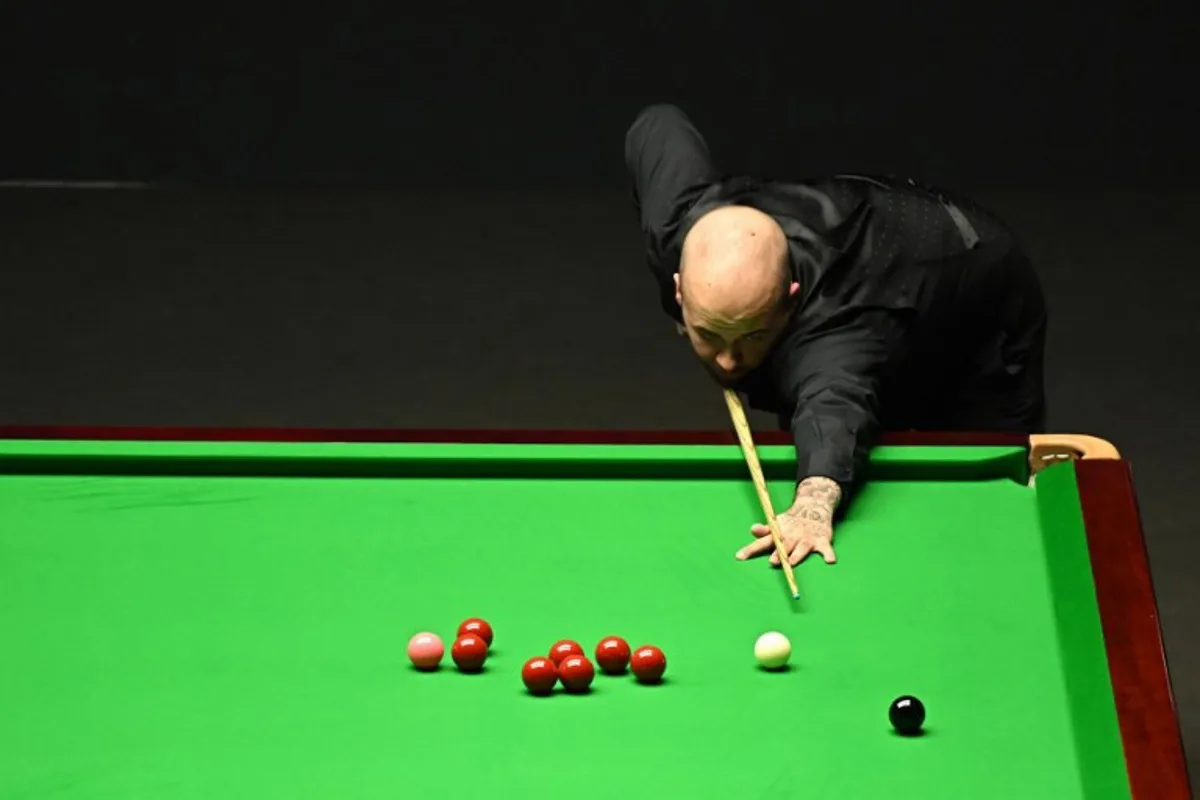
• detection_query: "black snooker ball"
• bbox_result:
[888,695,925,735]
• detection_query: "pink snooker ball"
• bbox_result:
[407,632,445,670]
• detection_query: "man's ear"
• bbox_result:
[674,272,682,306]
[788,281,800,298]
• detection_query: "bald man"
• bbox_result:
[625,104,1046,568]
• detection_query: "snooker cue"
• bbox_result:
[722,389,801,600]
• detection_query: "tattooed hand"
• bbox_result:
[735,476,842,566]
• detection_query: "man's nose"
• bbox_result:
[715,351,738,371]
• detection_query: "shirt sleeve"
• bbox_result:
[624,105,720,318]
[768,317,898,492]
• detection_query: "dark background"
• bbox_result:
[3,5,1197,189]
[2,4,1198,790]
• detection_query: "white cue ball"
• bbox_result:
[754,631,791,670]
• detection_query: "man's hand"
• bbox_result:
[735,476,842,566]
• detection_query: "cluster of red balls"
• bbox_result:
[521,636,667,696]
[406,618,668,697]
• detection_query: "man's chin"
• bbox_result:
[705,366,745,387]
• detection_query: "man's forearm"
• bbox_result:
[793,476,842,515]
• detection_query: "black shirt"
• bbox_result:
[625,104,1030,490]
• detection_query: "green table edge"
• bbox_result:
[1039,463,1130,797]
[0,440,1030,483]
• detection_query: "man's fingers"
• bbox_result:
[815,539,837,564]
[739,513,838,567]
[735,533,778,560]
[788,542,815,566]
[770,537,797,566]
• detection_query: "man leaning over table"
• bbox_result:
[624,104,1047,567]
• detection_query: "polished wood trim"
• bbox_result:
[1075,459,1191,798]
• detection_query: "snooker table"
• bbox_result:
[0,426,1188,800]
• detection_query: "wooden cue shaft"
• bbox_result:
[723,389,801,599]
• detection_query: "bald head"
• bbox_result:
[677,205,790,323]
[672,205,798,383]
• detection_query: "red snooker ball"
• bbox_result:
[557,654,595,693]
[451,634,489,672]
[631,645,666,684]
[521,657,559,696]
[548,639,584,666]
[594,636,631,675]
[457,617,494,646]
